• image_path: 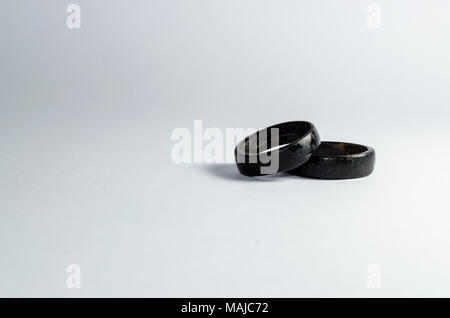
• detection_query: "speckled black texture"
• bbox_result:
[288,141,375,179]
[234,121,320,177]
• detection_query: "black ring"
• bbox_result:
[288,141,375,179]
[234,121,320,177]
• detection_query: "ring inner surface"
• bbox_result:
[314,142,367,157]
[243,122,310,154]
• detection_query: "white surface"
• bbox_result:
[1,0,450,297]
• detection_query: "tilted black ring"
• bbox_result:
[288,141,375,179]
[234,121,320,177]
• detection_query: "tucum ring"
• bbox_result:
[234,121,320,177]
[287,141,375,179]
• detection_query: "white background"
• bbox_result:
[1,0,450,297]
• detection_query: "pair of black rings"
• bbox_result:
[234,121,375,179]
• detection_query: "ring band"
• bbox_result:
[234,121,320,177]
[288,141,375,179]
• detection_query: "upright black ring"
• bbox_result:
[288,141,375,179]
[234,121,320,177]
